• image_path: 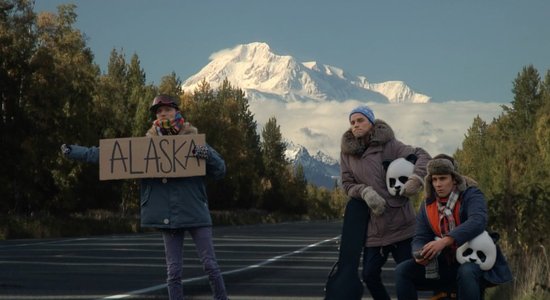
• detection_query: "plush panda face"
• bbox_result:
[385,157,415,196]
[456,231,497,271]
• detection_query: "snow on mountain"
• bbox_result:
[313,150,339,166]
[363,80,430,104]
[285,142,340,189]
[182,42,430,104]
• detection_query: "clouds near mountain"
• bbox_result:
[250,100,503,160]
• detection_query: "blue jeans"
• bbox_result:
[395,257,484,300]
[162,227,228,300]
[362,238,412,300]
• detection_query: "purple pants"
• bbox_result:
[162,226,228,300]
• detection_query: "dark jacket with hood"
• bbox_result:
[340,119,431,247]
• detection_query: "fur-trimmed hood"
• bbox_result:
[146,122,198,137]
[423,154,478,200]
[340,119,395,156]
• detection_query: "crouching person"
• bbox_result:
[394,154,512,300]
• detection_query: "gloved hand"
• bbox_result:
[401,175,424,197]
[60,144,71,156]
[193,145,209,160]
[361,186,386,216]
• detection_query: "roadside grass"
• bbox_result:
[486,242,549,300]
[0,209,325,240]
[0,211,142,239]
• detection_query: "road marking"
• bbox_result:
[0,237,90,249]
[100,235,340,299]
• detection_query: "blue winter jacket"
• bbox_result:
[66,139,225,229]
[413,186,513,285]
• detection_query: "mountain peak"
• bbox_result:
[210,42,271,60]
[227,42,275,62]
[182,42,430,104]
[314,150,339,166]
[238,42,271,53]
[187,42,298,95]
[285,142,340,189]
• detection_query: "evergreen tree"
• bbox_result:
[128,54,156,137]
[506,65,543,128]
[89,50,135,213]
[158,72,183,97]
[185,81,232,208]
[186,80,263,210]
[132,84,157,137]
[1,3,102,215]
[286,164,308,214]
[0,0,37,214]
[455,65,550,248]
[535,70,550,167]
[94,49,130,138]
[455,116,492,191]
[261,117,288,211]
[122,53,152,214]
[261,117,286,179]
[218,81,263,208]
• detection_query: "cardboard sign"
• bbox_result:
[99,134,206,180]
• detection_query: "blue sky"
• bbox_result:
[34,0,550,103]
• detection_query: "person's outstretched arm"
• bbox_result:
[61,144,99,164]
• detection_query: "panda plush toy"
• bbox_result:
[456,230,497,271]
[384,154,417,197]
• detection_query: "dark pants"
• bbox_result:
[162,227,228,300]
[362,238,412,300]
[395,257,484,300]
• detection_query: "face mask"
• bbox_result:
[456,230,497,270]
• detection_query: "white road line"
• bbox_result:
[99,235,340,299]
[0,237,90,249]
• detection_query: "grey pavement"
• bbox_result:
[0,221,430,300]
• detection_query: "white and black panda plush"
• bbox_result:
[456,230,497,271]
[383,154,417,197]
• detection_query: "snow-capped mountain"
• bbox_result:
[285,142,340,189]
[182,42,430,104]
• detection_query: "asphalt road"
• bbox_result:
[0,221,413,300]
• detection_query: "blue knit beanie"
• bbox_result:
[349,105,375,125]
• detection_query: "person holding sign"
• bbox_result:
[61,95,230,300]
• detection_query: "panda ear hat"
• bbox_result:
[424,154,467,198]
[405,153,418,164]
